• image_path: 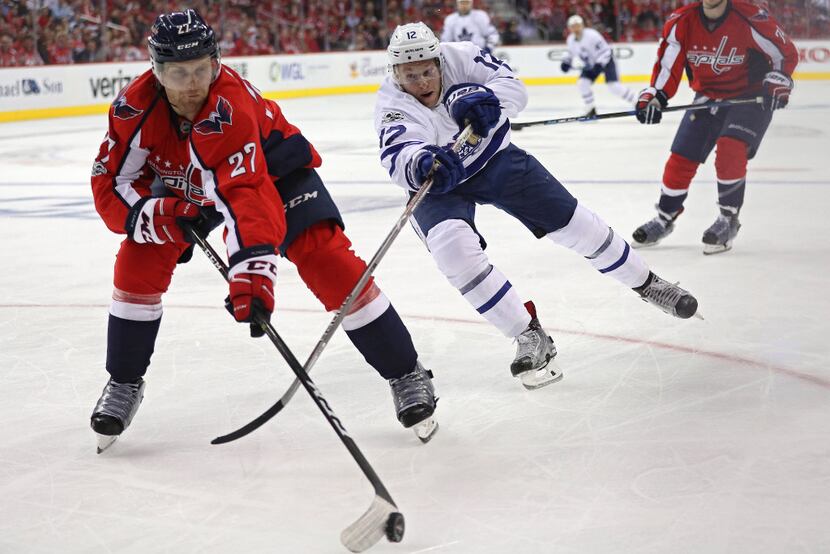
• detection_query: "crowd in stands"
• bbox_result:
[1,0,828,67]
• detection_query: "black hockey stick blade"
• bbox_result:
[341,495,405,553]
[210,397,290,444]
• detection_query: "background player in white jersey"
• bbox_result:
[374,22,700,398]
[559,15,637,117]
[441,0,499,53]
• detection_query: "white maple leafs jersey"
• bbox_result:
[373,41,527,192]
[562,28,613,70]
[441,10,500,50]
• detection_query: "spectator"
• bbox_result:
[501,19,522,45]
[18,35,45,66]
[0,33,17,66]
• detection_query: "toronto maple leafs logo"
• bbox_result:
[194,96,233,135]
[458,27,474,42]
[112,95,143,120]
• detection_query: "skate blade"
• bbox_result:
[703,242,732,255]
[519,362,563,390]
[95,433,118,454]
[413,417,438,443]
[631,240,659,250]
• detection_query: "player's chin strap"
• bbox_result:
[182,221,406,553]
[211,124,477,446]
[510,96,764,131]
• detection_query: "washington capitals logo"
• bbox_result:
[686,36,745,75]
[194,96,233,135]
[113,96,143,120]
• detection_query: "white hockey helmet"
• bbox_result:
[387,22,441,68]
[567,15,585,28]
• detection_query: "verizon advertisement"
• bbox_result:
[1,40,828,122]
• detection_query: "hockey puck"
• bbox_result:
[385,512,405,542]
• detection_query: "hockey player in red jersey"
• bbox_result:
[89,9,438,452]
[631,0,797,254]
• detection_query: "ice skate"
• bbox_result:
[510,302,562,390]
[702,212,741,255]
[90,377,146,453]
[583,107,598,118]
[389,362,438,443]
[634,272,700,319]
[632,208,680,248]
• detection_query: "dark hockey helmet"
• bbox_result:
[147,9,219,65]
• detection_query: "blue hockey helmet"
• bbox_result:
[148,9,219,65]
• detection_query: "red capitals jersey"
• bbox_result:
[91,66,322,257]
[650,1,798,100]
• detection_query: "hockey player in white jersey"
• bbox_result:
[374,22,700,393]
[441,0,499,53]
[560,15,636,117]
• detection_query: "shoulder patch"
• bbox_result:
[750,9,769,21]
[91,161,107,176]
[194,96,233,135]
[382,111,405,123]
[112,95,143,120]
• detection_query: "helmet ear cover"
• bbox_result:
[148,8,220,79]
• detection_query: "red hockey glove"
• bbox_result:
[636,87,669,125]
[762,71,794,111]
[126,197,200,245]
[226,246,278,337]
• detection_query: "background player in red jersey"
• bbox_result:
[631,0,798,254]
[89,10,438,452]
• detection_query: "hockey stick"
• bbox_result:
[212,124,477,445]
[510,96,764,130]
[185,226,405,553]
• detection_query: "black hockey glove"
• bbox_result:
[636,87,669,124]
[762,71,794,111]
[560,60,571,73]
[445,83,501,137]
[407,145,466,195]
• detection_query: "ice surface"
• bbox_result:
[1,80,829,553]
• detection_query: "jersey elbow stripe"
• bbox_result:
[114,129,150,207]
[749,27,785,71]
[655,25,682,91]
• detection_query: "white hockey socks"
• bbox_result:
[426,219,529,338]
[548,203,649,288]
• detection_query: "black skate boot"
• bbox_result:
[389,361,438,443]
[702,210,741,255]
[584,107,598,118]
[632,207,682,248]
[634,272,699,319]
[510,301,562,390]
[90,377,146,453]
